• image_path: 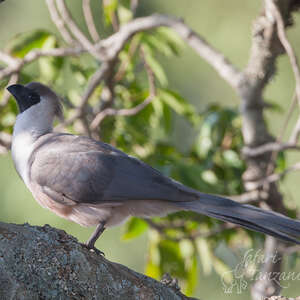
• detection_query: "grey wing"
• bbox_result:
[29,134,196,205]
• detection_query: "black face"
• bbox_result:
[7,84,41,113]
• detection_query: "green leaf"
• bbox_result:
[122,217,148,240]
[222,150,243,168]
[103,0,118,25]
[142,34,174,57]
[276,151,286,173]
[38,35,63,82]
[145,260,161,279]
[185,256,198,296]
[117,4,133,25]
[156,27,185,55]
[158,240,186,277]
[159,89,197,122]
[142,45,168,87]
[6,30,51,58]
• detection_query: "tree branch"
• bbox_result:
[55,0,102,60]
[242,142,300,157]
[82,0,100,42]
[45,0,75,45]
[97,14,242,89]
[0,47,84,80]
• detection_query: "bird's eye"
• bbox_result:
[28,92,40,103]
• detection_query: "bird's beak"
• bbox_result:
[7,84,27,112]
[7,84,39,113]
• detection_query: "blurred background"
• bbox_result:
[1,0,300,298]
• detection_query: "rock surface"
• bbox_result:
[0,222,195,300]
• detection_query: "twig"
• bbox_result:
[90,47,156,130]
[96,14,242,88]
[269,0,300,108]
[231,190,268,204]
[130,0,139,16]
[45,0,75,45]
[103,0,119,32]
[289,116,300,144]
[0,51,20,66]
[56,62,111,130]
[82,0,100,42]
[0,47,84,80]
[55,0,101,60]
[242,141,300,157]
[266,92,297,175]
[248,162,300,190]
[114,36,140,82]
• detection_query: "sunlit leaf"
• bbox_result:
[122,217,148,240]
[6,30,51,58]
[156,27,185,55]
[142,45,168,87]
[185,256,198,296]
[159,89,197,123]
[103,0,118,25]
[158,240,186,277]
[117,4,133,25]
[222,150,243,168]
[38,35,63,82]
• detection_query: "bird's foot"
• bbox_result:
[81,242,105,256]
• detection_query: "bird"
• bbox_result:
[7,82,300,251]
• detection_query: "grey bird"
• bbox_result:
[7,82,300,250]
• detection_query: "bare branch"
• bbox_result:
[45,0,75,45]
[243,142,300,157]
[269,0,300,107]
[248,161,300,190]
[97,14,242,88]
[0,51,20,66]
[289,117,300,144]
[55,0,101,60]
[0,47,84,80]
[130,0,139,16]
[231,190,268,204]
[265,92,298,176]
[82,0,100,42]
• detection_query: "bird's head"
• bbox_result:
[7,82,63,119]
[7,82,63,136]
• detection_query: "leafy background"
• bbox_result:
[1,0,300,298]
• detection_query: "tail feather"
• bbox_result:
[175,193,300,244]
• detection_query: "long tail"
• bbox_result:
[174,193,300,244]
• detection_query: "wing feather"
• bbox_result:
[29,133,196,205]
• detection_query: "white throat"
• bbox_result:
[11,99,54,186]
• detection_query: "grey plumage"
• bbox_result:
[7,82,300,249]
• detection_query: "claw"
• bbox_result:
[81,242,105,256]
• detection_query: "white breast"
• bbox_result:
[11,131,36,187]
[11,99,54,187]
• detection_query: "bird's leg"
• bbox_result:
[84,221,106,254]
